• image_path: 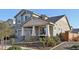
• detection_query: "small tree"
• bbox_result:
[0,22,15,50]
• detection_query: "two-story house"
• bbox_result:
[14,9,71,42]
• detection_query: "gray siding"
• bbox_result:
[15,10,33,41]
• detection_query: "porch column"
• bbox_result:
[32,26,36,36]
[38,26,40,36]
[22,27,24,36]
[46,24,50,37]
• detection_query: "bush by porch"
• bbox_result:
[13,36,61,50]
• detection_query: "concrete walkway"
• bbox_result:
[50,42,79,50]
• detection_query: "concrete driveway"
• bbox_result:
[50,42,79,50]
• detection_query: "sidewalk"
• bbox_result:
[0,45,35,50]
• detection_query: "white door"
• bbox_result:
[24,28,32,40]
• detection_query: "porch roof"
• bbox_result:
[22,17,54,27]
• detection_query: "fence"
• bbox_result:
[60,31,79,41]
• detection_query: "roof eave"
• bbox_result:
[65,15,71,30]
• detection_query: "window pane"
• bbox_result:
[40,27,46,35]
[25,16,27,20]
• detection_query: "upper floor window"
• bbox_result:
[25,15,30,20]
[25,16,28,20]
[17,19,21,24]
[21,16,24,21]
[16,18,21,24]
[21,14,31,22]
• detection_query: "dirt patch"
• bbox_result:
[14,42,53,50]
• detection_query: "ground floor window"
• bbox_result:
[40,26,46,35]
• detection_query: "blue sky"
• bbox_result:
[0,9,79,28]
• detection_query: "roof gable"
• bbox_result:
[48,15,71,30]
[14,9,33,18]
[23,17,49,27]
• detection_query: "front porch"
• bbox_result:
[22,24,54,41]
[21,18,54,41]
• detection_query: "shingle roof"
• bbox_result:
[71,29,79,33]
[48,15,65,23]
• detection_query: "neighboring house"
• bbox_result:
[0,20,4,23]
[7,19,15,28]
[71,28,79,34]
[14,9,71,42]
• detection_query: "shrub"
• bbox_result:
[46,37,56,47]
[39,36,61,47]
[7,45,22,50]
[39,37,46,48]
[53,36,61,45]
